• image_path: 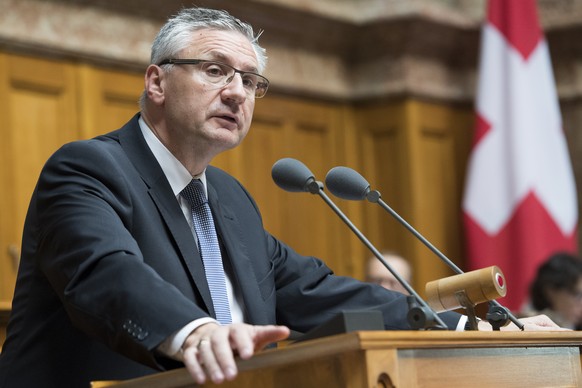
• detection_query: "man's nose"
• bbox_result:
[222,73,247,102]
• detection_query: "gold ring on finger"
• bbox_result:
[197,338,210,349]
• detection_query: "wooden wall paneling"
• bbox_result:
[355,100,474,294]
[290,109,345,273]
[0,54,10,344]
[407,100,458,286]
[451,104,474,270]
[332,105,369,280]
[407,100,474,291]
[78,64,144,139]
[0,53,80,302]
[229,95,356,276]
[0,53,11,306]
[356,101,415,281]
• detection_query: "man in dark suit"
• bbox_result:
[0,7,561,388]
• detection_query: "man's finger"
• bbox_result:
[182,344,207,384]
[252,325,290,351]
[210,329,239,381]
[228,324,257,359]
[197,336,227,384]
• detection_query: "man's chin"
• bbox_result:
[211,131,244,150]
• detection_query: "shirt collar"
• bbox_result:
[138,115,207,197]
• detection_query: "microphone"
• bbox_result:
[271,158,321,194]
[325,166,523,330]
[425,266,507,312]
[272,158,448,330]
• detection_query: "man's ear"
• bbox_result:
[144,64,165,105]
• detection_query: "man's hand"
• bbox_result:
[477,314,570,331]
[179,322,290,384]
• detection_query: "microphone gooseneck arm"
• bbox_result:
[313,184,447,330]
[371,193,464,274]
[273,159,447,330]
[373,192,522,330]
[326,166,524,330]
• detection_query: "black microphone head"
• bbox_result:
[272,158,316,192]
[325,166,370,200]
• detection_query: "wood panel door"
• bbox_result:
[0,53,80,302]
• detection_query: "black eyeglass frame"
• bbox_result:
[157,58,270,98]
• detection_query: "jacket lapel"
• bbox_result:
[116,114,216,317]
[206,182,269,325]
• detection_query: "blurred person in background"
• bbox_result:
[525,252,582,330]
[365,251,412,295]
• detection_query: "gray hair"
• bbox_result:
[140,7,267,108]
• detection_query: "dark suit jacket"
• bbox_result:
[0,114,461,387]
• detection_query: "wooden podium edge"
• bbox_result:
[102,330,582,387]
[355,330,582,349]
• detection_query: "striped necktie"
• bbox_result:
[181,179,232,324]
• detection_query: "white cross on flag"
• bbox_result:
[462,0,578,311]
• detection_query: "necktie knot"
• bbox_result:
[181,179,207,209]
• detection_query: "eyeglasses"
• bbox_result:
[158,58,269,98]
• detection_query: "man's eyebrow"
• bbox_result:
[206,51,259,73]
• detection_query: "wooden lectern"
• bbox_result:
[100,331,582,387]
